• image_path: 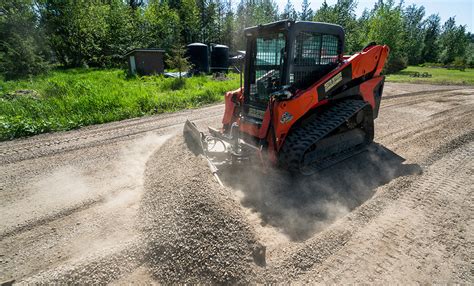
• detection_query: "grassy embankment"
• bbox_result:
[0,69,239,140]
[386,66,474,85]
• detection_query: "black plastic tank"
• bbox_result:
[210,44,229,73]
[186,43,209,74]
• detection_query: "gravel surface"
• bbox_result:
[139,135,262,283]
[0,83,472,284]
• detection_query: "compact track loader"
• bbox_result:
[184,20,389,175]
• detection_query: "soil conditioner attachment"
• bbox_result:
[184,20,389,176]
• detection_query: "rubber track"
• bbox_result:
[279,99,369,172]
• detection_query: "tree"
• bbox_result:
[128,0,144,10]
[40,1,110,67]
[0,0,49,79]
[313,0,360,53]
[438,17,469,64]
[169,0,201,44]
[299,0,314,21]
[402,4,425,65]
[165,45,191,79]
[421,14,441,63]
[103,0,136,66]
[466,33,474,68]
[196,0,219,43]
[142,0,180,50]
[366,0,407,73]
[233,0,279,49]
[221,0,235,48]
[281,0,297,20]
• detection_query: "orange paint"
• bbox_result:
[220,44,389,158]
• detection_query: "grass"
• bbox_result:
[386,66,474,85]
[0,69,240,140]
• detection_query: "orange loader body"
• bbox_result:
[184,20,390,175]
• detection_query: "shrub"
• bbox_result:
[385,55,408,74]
[452,57,467,71]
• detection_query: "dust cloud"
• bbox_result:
[100,133,173,207]
[64,133,173,255]
[12,133,173,284]
[219,143,421,241]
[0,132,171,245]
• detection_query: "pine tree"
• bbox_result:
[221,0,235,48]
[299,0,314,21]
[281,0,297,20]
[402,4,425,65]
[421,14,441,63]
[166,45,191,79]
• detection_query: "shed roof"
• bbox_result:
[124,48,165,57]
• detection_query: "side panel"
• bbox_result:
[271,45,389,151]
[360,76,385,118]
[222,88,243,126]
[272,92,316,144]
[350,46,385,79]
[316,64,353,101]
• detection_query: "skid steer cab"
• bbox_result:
[184,20,389,175]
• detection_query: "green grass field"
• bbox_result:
[2,66,472,141]
[0,69,240,140]
[386,66,474,85]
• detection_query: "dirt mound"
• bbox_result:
[139,135,263,284]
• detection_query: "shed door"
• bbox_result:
[130,56,136,74]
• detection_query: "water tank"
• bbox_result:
[186,43,209,74]
[210,44,229,73]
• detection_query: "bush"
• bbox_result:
[451,57,467,71]
[385,55,408,74]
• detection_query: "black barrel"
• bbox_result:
[210,44,229,73]
[186,43,209,74]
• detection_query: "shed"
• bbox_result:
[124,48,165,76]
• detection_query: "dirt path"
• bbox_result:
[0,83,472,283]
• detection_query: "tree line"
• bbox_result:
[1,0,473,79]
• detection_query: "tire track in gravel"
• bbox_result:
[1,133,173,238]
[0,134,171,282]
[295,141,473,284]
[381,88,471,108]
[375,90,473,144]
[266,134,473,283]
[0,105,224,164]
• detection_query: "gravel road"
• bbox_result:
[0,83,472,283]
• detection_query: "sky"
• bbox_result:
[274,0,474,32]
